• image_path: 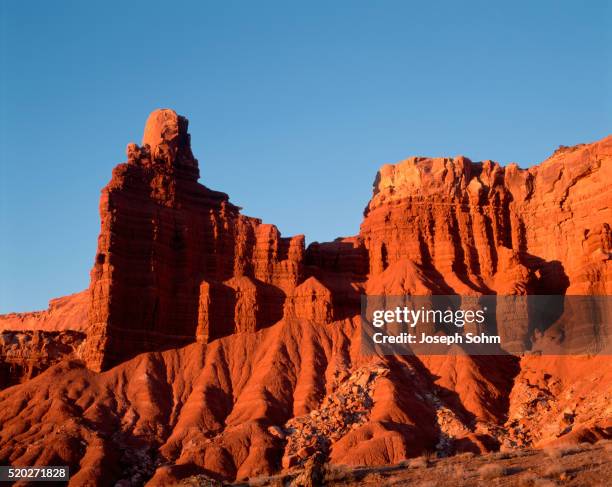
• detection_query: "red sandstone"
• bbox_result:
[0,110,610,485]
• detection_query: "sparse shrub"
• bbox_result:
[478,463,507,479]
[518,472,538,487]
[544,446,562,459]
[494,451,511,459]
[545,443,581,459]
[513,449,532,457]
[178,475,223,486]
[249,475,287,487]
[424,450,437,461]
[362,472,386,483]
[451,464,465,480]
[409,456,429,468]
[543,463,566,478]
[533,479,557,487]
[416,481,437,487]
[322,464,354,483]
[558,444,581,456]
[456,451,475,458]
[248,476,270,487]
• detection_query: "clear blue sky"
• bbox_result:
[0,1,610,312]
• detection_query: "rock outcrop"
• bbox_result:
[283,277,333,323]
[85,110,303,371]
[0,291,89,332]
[0,330,85,388]
[361,142,612,296]
[0,110,610,485]
[0,292,88,387]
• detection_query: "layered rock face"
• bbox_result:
[360,142,611,353]
[0,291,89,332]
[85,110,304,371]
[0,292,88,388]
[361,141,612,296]
[0,110,610,485]
[85,112,611,372]
[0,330,85,388]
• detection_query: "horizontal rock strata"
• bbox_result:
[0,110,609,485]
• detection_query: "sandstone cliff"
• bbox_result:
[0,110,609,485]
[85,110,304,371]
[0,291,88,332]
[84,110,611,372]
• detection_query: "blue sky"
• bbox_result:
[0,1,610,312]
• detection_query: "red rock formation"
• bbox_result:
[0,110,609,485]
[85,109,303,371]
[0,330,85,388]
[85,119,607,370]
[0,291,89,332]
[0,292,89,388]
[283,277,333,323]
[360,139,612,296]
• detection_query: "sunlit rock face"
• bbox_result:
[0,110,610,484]
[86,109,305,371]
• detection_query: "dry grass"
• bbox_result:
[359,472,386,483]
[239,441,609,487]
[433,463,466,481]
[456,451,475,459]
[493,451,511,459]
[543,463,566,479]
[248,475,286,487]
[424,450,437,461]
[450,464,465,480]
[544,443,583,460]
[558,444,581,456]
[323,464,355,483]
[533,480,557,487]
[512,449,533,457]
[247,477,268,487]
[408,456,429,468]
[177,475,223,486]
[544,446,562,459]
[478,463,507,479]
[517,472,538,487]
